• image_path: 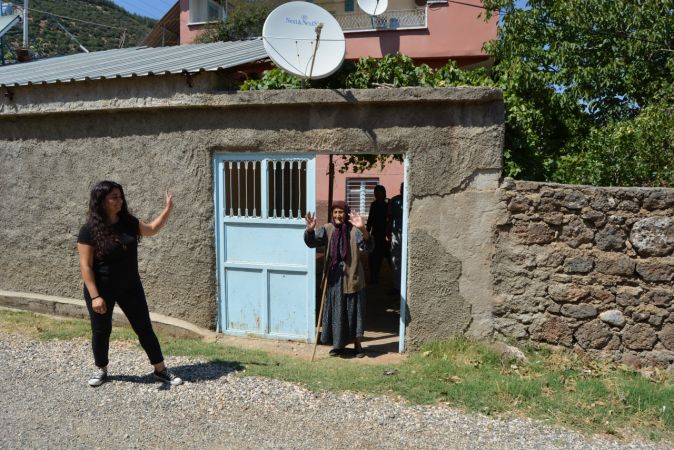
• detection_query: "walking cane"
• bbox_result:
[311,269,329,362]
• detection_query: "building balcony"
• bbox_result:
[335,7,427,32]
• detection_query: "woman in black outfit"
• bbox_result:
[77,181,182,387]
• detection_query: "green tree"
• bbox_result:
[482,0,674,185]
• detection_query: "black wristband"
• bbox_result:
[91,295,101,300]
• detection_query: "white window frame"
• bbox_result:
[189,0,227,25]
[345,178,379,216]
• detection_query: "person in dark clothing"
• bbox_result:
[387,183,404,293]
[366,185,390,284]
[304,201,374,357]
[77,180,183,387]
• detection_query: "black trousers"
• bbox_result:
[84,281,164,368]
[368,235,390,283]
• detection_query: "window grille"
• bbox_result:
[267,160,307,219]
[224,160,262,218]
[345,178,379,216]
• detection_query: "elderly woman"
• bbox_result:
[304,201,374,357]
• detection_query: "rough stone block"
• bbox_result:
[547,284,590,303]
[554,190,588,210]
[607,214,626,225]
[530,316,574,347]
[560,217,594,248]
[508,197,530,213]
[560,303,598,319]
[494,318,528,339]
[514,180,541,191]
[593,254,636,276]
[630,217,674,257]
[542,212,565,226]
[563,255,594,273]
[616,286,643,307]
[512,221,556,245]
[574,320,613,349]
[631,304,669,327]
[623,323,658,351]
[642,289,673,307]
[642,350,674,368]
[599,309,625,327]
[594,225,627,252]
[590,287,615,305]
[604,334,622,351]
[618,199,640,212]
[581,209,606,227]
[590,194,619,212]
[658,324,674,351]
[547,303,561,314]
[636,260,674,282]
[642,191,674,211]
[536,250,565,268]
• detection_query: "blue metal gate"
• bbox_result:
[213,154,316,341]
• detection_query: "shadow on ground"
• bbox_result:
[107,361,243,386]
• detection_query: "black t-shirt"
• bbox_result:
[77,216,141,288]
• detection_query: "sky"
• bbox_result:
[110,0,530,21]
[111,0,176,20]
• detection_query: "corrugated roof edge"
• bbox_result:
[0,39,267,88]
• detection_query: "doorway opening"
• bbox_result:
[314,153,408,355]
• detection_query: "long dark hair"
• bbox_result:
[86,181,136,258]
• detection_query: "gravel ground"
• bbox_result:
[0,331,668,450]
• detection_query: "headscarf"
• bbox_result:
[329,201,350,267]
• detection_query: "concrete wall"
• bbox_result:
[0,79,504,347]
[494,180,674,367]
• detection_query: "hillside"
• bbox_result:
[2,0,156,60]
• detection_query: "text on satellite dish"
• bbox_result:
[285,15,320,27]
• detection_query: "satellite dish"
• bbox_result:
[357,0,389,16]
[262,1,345,80]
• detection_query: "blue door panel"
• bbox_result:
[225,223,308,266]
[225,268,264,333]
[268,270,308,337]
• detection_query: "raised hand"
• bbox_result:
[348,211,365,230]
[165,191,174,211]
[305,212,317,232]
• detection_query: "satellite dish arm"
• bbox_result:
[307,22,323,80]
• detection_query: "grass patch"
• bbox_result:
[2,309,673,441]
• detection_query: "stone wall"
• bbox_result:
[494,179,674,367]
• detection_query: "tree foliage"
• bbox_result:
[482,0,674,185]
[242,1,673,186]
[1,0,154,61]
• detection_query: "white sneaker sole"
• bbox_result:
[88,377,106,387]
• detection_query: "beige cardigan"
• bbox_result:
[305,223,373,294]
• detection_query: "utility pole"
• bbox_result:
[22,0,28,47]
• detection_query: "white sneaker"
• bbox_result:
[153,368,183,386]
[88,367,108,387]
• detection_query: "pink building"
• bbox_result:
[143,0,496,216]
[146,0,497,68]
